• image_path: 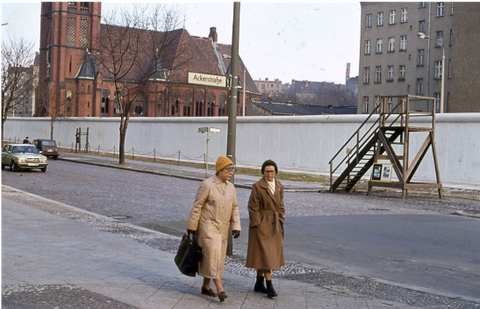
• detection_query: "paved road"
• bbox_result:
[2,158,480,307]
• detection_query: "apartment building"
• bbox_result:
[358,2,453,114]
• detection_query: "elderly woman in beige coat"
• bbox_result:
[187,156,241,302]
[246,159,285,298]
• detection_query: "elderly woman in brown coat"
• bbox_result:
[246,159,285,298]
[187,156,241,302]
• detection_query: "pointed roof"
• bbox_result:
[97,24,259,93]
[76,50,99,79]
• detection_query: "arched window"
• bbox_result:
[172,92,180,116]
[184,91,192,116]
[195,91,204,116]
[101,88,110,114]
[219,94,227,116]
[207,93,215,116]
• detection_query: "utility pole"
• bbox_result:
[226,2,240,256]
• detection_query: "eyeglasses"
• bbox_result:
[264,170,276,174]
[223,165,235,173]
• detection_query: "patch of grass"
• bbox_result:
[70,149,330,184]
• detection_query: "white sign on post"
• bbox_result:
[188,72,227,88]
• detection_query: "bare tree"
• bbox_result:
[96,4,186,164]
[1,37,35,142]
[37,82,80,140]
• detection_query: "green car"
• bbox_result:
[33,139,59,159]
[1,143,48,172]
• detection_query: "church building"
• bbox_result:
[36,2,259,118]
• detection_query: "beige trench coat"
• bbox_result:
[187,176,241,279]
[246,177,285,270]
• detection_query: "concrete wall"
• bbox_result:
[4,114,480,186]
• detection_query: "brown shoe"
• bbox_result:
[201,286,217,297]
[218,291,228,302]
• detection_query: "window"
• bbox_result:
[388,37,395,52]
[448,59,452,78]
[363,67,370,84]
[375,96,381,110]
[387,66,394,81]
[417,49,425,66]
[435,60,442,79]
[401,8,408,23]
[366,13,372,28]
[389,10,396,24]
[363,96,370,113]
[434,93,441,112]
[419,20,425,33]
[387,97,394,113]
[400,35,407,51]
[375,66,382,83]
[399,65,406,80]
[376,38,383,53]
[365,40,371,54]
[437,2,444,17]
[449,29,453,46]
[377,12,384,26]
[416,78,424,95]
[420,2,427,8]
[436,31,444,47]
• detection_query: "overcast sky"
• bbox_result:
[1,1,361,85]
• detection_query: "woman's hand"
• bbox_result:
[232,230,241,239]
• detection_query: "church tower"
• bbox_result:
[36,2,102,117]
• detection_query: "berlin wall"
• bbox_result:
[4,114,480,186]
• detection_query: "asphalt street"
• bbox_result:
[2,154,480,308]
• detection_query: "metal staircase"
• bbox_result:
[329,95,443,198]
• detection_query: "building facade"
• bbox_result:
[358,2,454,114]
[35,2,259,118]
[449,3,480,112]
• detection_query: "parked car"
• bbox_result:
[1,144,48,172]
[33,139,59,159]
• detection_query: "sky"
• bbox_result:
[1,1,361,85]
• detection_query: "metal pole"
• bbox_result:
[205,130,210,178]
[242,69,246,116]
[227,2,240,184]
[440,48,445,113]
[226,2,240,257]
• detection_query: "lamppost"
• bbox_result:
[418,32,445,113]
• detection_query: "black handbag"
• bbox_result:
[174,232,202,277]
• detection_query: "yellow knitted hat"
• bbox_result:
[215,156,234,172]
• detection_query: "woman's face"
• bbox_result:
[263,165,276,182]
[218,166,235,181]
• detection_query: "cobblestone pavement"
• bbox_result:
[2,153,480,308]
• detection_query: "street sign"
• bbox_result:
[188,72,227,88]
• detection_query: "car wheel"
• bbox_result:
[1,164,5,170]
[53,156,58,160]
[41,166,47,172]
[10,161,18,172]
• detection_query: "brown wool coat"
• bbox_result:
[246,177,285,270]
[187,176,241,279]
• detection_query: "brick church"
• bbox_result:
[35,2,259,118]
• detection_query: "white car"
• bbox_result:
[1,143,48,172]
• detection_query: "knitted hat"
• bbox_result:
[215,156,234,172]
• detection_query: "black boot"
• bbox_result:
[254,276,268,294]
[266,279,278,298]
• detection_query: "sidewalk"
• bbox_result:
[2,186,421,309]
